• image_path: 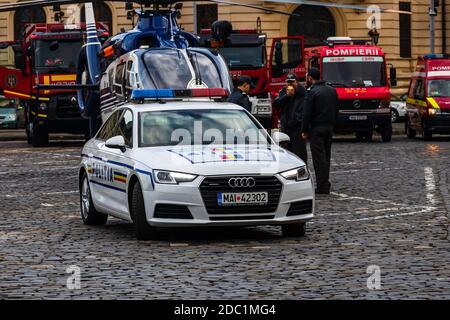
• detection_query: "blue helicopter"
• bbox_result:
[0,0,412,137]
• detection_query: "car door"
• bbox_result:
[98,108,135,218]
[89,109,123,213]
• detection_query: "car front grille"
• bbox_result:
[286,200,313,217]
[199,175,282,217]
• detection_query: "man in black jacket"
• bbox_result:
[228,75,253,112]
[300,68,338,194]
[273,73,307,164]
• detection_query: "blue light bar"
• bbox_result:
[424,54,450,60]
[130,89,174,100]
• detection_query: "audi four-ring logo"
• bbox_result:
[228,177,256,188]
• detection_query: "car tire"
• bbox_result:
[406,118,416,139]
[31,124,49,147]
[380,123,392,142]
[391,109,399,123]
[131,182,159,240]
[282,223,306,237]
[80,172,108,225]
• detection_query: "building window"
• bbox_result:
[196,4,218,33]
[288,5,336,48]
[81,0,113,33]
[399,2,412,58]
[14,8,46,40]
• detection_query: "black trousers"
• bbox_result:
[284,128,308,165]
[310,125,333,192]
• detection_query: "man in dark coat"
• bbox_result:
[300,67,338,195]
[228,75,253,112]
[273,73,307,164]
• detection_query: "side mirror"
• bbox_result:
[272,131,290,145]
[389,66,397,87]
[105,135,126,152]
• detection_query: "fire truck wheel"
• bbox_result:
[31,124,49,147]
[25,122,32,144]
[423,124,433,141]
[80,173,108,225]
[380,123,392,142]
[406,119,416,139]
[282,223,306,237]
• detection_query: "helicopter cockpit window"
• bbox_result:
[188,52,223,89]
[142,49,193,89]
[142,49,222,90]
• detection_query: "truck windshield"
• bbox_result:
[428,79,450,97]
[322,56,387,87]
[139,109,267,147]
[218,46,265,69]
[34,39,83,71]
[141,49,223,89]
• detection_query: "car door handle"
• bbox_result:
[88,153,93,158]
[102,157,108,162]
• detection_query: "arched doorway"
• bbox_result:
[14,7,46,39]
[288,5,336,48]
[81,0,113,33]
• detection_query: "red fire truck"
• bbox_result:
[0,23,108,146]
[305,37,397,142]
[198,21,306,130]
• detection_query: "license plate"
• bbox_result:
[217,192,268,206]
[349,115,367,120]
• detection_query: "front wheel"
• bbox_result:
[380,123,392,142]
[31,124,49,147]
[80,172,108,225]
[131,182,159,240]
[423,124,433,141]
[282,223,306,237]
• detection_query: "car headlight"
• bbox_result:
[9,114,16,120]
[280,166,310,181]
[153,170,197,184]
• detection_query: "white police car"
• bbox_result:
[79,89,314,240]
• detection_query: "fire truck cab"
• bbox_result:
[306,37,395,142]
[405,54,450,140]
[0,23,108,146]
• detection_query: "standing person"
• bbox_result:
[301,68,338,195]
[228,75,254,112]
[273,73,307,164]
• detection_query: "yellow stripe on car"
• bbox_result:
[427,98,440,109]
[406,98,427,107]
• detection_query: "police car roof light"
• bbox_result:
[130,89,174,100]
[190,88,228,98]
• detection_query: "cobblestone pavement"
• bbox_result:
[0,130,449,299]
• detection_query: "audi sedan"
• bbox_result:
[79,99,314,240]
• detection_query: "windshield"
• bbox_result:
[34,39,83,70]
[141,49,223,89]
[218,46,265,69]
[428,79,450,97]
[139,109,268,147]
[0,107,15,115]
[322,56,387,87]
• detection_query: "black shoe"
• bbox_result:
[315,189,330,195]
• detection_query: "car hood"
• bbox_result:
[132,145,305,176]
